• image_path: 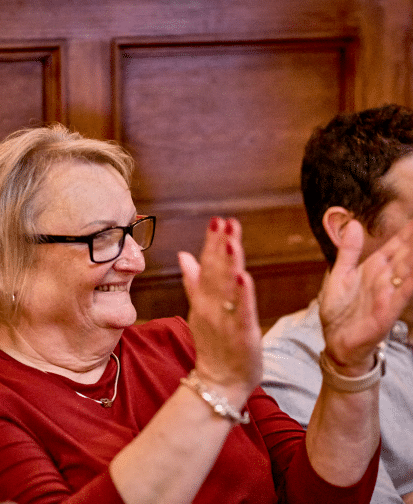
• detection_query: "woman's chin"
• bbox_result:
[105,310,137,329]
[94,298,137,329]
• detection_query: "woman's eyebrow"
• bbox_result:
[79,209,138,231]
[79,219,118,231]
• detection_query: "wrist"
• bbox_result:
[180,369,250,424]
[319,344,386,393]
[193,366,255,407]
[323,348,376,377]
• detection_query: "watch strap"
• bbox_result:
[319,345,386,393]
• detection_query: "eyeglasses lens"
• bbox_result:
[92,219,154,263]
[93,229,124,263]
[132,219,154,251]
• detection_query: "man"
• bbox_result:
[262,104,413,504]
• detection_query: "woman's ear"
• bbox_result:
[322,207,354,248]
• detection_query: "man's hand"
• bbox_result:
[319,219,413,372]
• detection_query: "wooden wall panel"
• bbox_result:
[132,204,327,326]
[112,35,354,321]
[0,1,354,40]
[113,36,357,203]
[132,259,328,329]
[0,59,43,136]
[0,41,66,140]
[139,196,323,274]
[0,0,411,325]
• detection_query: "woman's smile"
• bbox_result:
[95,284,128,292]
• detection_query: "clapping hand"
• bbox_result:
[178,217,262,400]
[319,219,413,370]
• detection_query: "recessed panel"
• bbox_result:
[139,201,323,274]
[117,42,348,203]
[0,60,43,139]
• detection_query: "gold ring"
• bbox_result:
[391,276,403,287]
[222,301,236,312]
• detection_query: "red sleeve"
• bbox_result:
[0,420,124,504]
[248,388,380,504]
[281,438,380,504]
[62,472,123,504]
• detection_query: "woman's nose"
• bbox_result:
[113,234,145,272]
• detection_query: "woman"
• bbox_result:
[0,123,411,504]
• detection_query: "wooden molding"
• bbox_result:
[111,32,359,141]
[131,259,327,325]
[0,39,67,125]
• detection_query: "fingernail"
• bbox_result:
[209,217,219,232]
[226,242,233,255]
[236,274,244,286]
[224,221,233,235]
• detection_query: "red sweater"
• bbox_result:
[0,317,378,504]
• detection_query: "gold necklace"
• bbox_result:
[75,352,120,408]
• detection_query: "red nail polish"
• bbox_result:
[226,243,233,255]
[236,274,244,286]
[209,217,219,232]
[224,221,233,235]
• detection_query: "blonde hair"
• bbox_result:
[0,123,135,323]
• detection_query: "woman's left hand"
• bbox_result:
[178,217,262,402]
[111,219,262,504]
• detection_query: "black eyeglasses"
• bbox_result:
[28,216,156,263]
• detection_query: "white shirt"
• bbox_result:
[262,299,413,503]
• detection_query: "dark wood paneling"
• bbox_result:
[131,258,327,327]
[112,34,356,321]
[0,1,354,40]
[112,35,357,202]
[132,199,326,321]
[1,0,409,325]
[251,260,327,331]
[407,31,413,108]
[137,195,323,274]
[0,40,66,140]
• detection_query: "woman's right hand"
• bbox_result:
[178,217,262,403]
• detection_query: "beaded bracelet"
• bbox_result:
[180,369,250,425]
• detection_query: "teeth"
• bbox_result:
[96,285,126,292]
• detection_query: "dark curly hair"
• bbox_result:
[301,104,413,265]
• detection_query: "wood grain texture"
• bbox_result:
[112,35,356,202]
[0,40,66,140]
[110,33,354,322]
[0,0,411,323]
[130,259,327,327]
